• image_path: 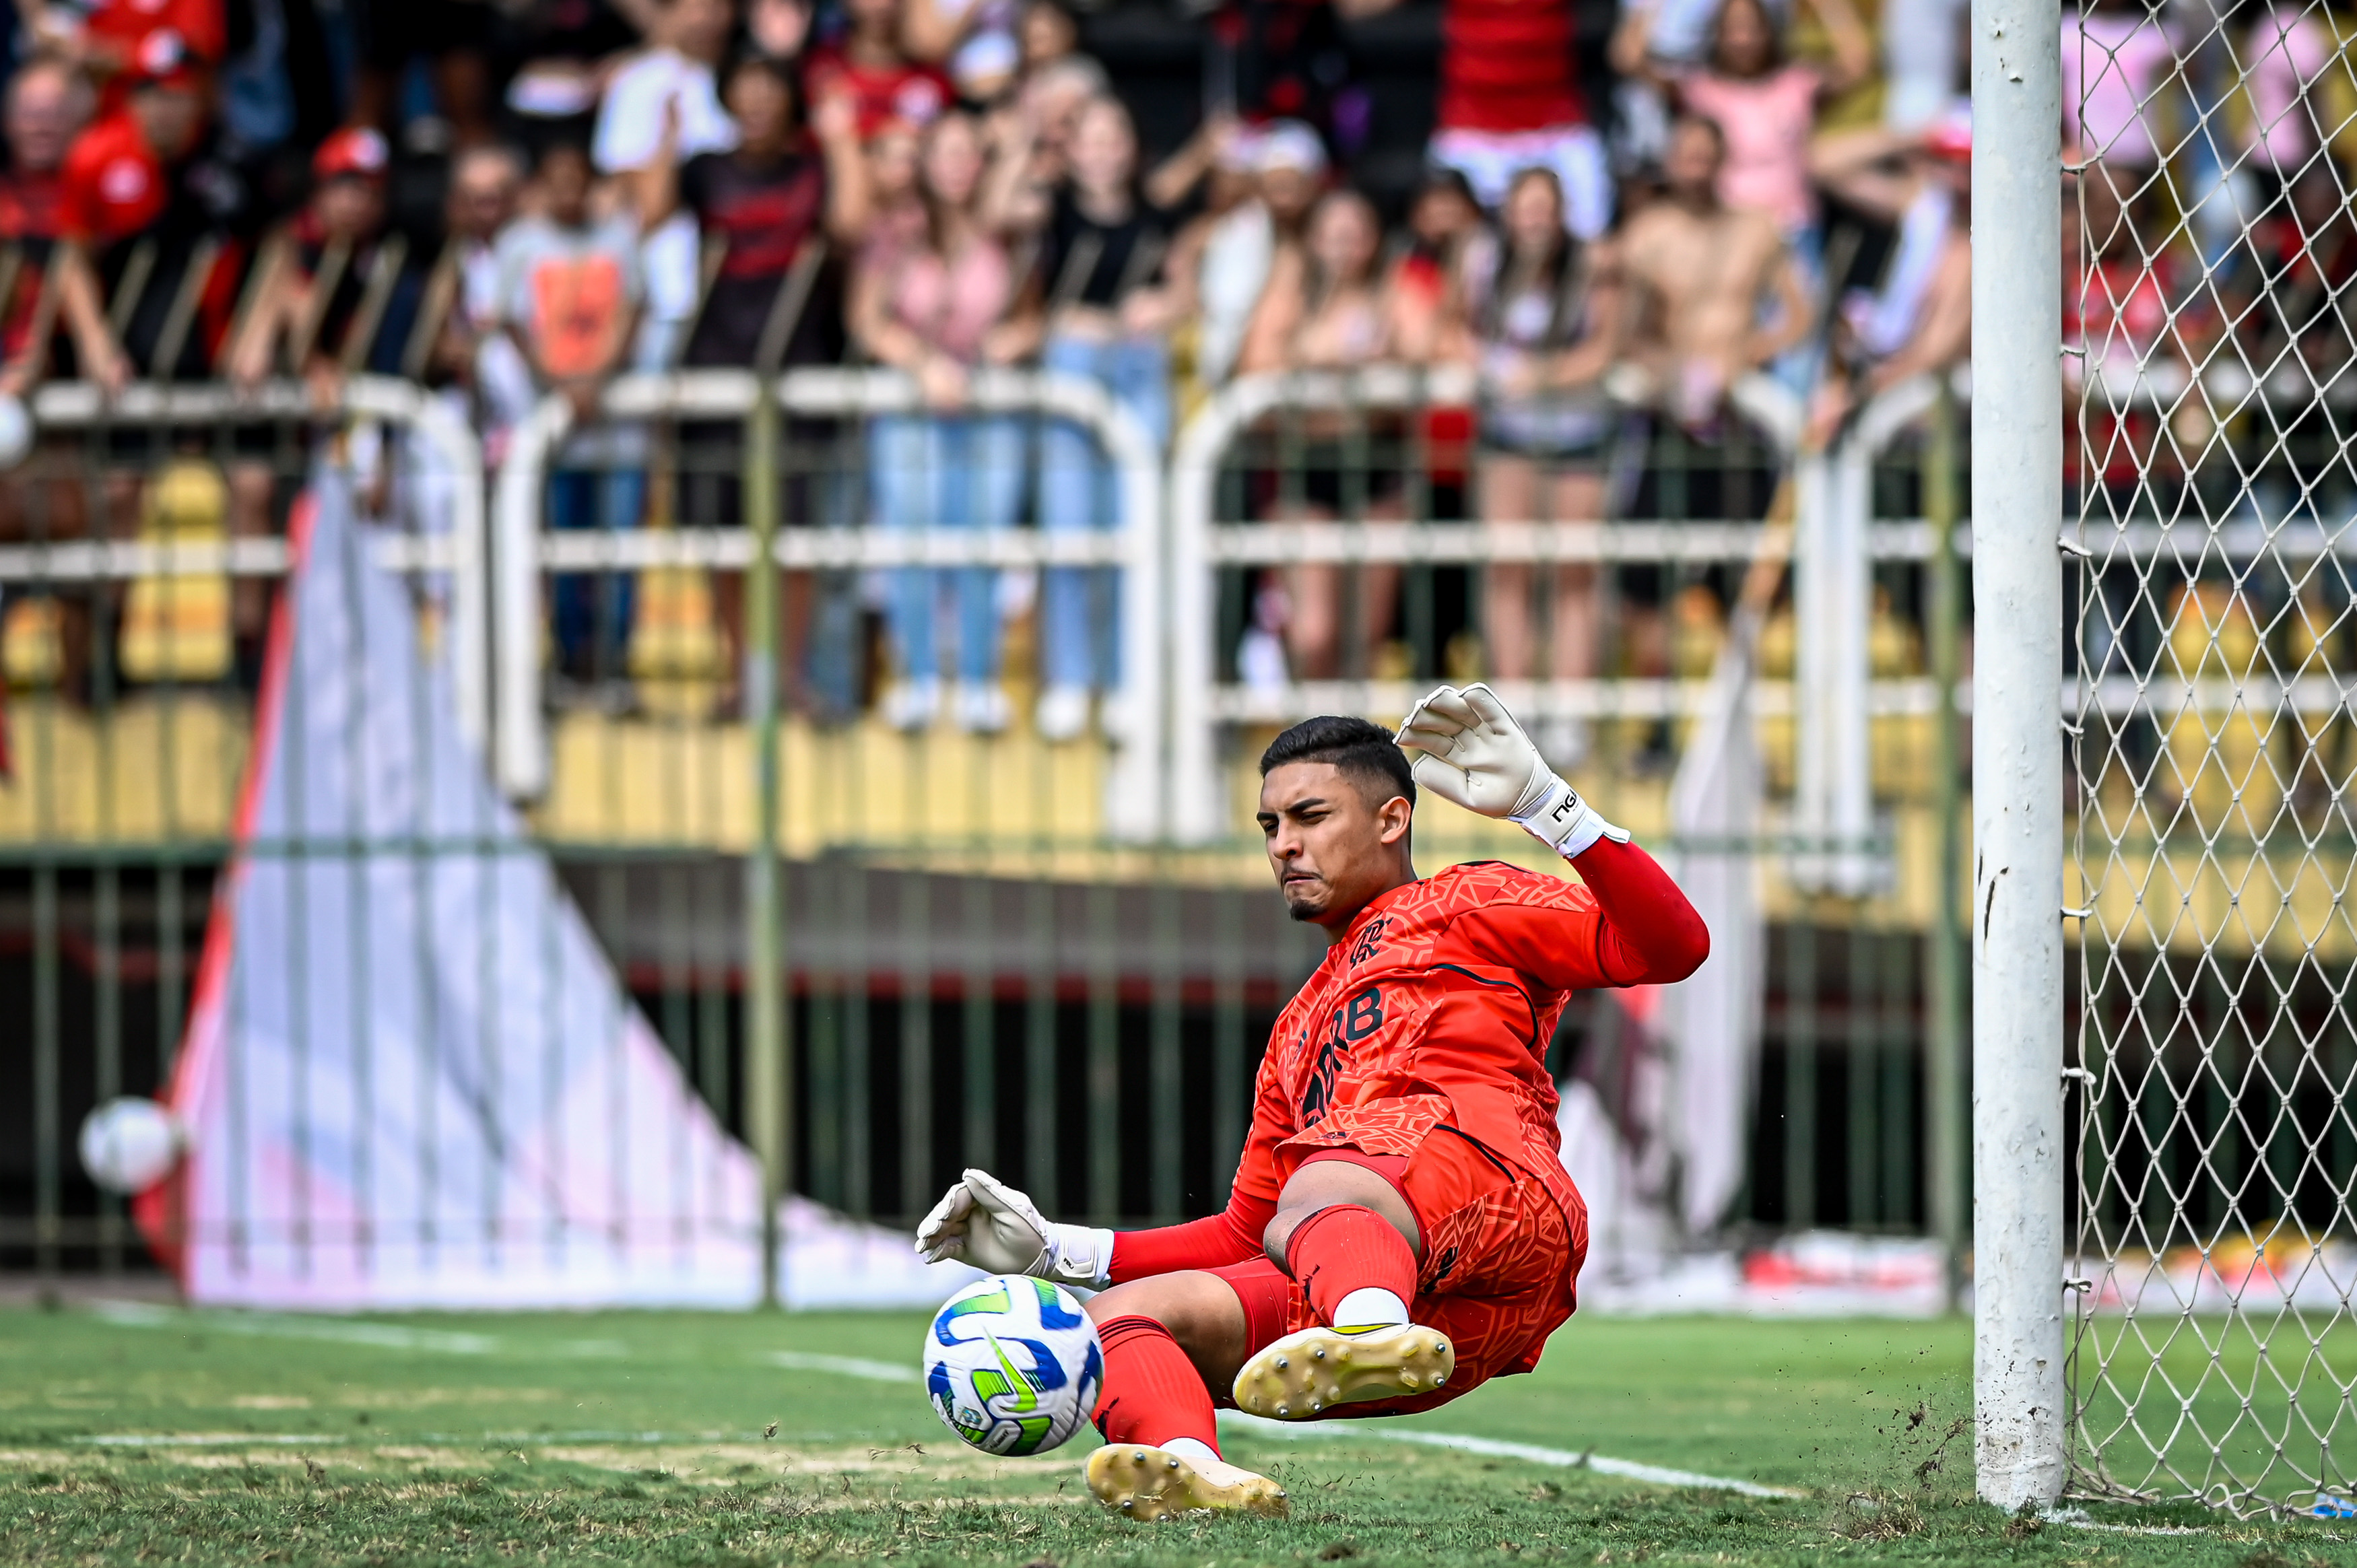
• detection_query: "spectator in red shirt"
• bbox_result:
[32,0,226,113]
[803,0,954,139]
[0,59,104,389]
[1341,0,1612,240]
[59,32,209,250]
[52,32,214,392]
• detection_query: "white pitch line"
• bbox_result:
[1220,1411,1800,1499]
[85,1299,623,1359]
[73,1430,740,1447]
[77,1433,344,1447]
[762,1351,920,1383]
[88,1299,499,1355]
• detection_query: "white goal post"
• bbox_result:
[1971,0,2069,1513]
[1987,0,2357,1516]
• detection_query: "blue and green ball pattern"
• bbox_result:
[923,1276,1106,1456]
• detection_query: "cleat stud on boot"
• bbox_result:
[1275,1357,1288,1369]
[1275,1404,1290,1417]
[1313,1348,1325,1359]
[1168,1458,1181,1469]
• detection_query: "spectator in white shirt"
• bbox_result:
[595,0,740,368]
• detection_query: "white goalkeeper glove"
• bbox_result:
[912,1167,1115,1290]
[1397,683,1628,858]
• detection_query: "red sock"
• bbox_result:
[1091,1315,1221,1454]
[1284,1204,1419,1326]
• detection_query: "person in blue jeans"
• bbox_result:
[991,94,1178,741]
[851,110,1042,733]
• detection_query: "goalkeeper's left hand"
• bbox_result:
[1397,683,1628,858]
[913,1167,1115,1289]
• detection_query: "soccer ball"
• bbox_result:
[78,1097,184,1194]
[923,1275,1104,1456]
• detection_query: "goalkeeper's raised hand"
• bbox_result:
[1397,683,1629,858]
[913,1167,1115,1289]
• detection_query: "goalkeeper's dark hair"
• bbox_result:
[1259,715,1416,811]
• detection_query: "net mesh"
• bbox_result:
[2065,0,2357,1513]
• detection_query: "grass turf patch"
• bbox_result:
[1,1301,2346,1565]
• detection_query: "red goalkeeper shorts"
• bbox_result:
[1207,1126,1580,1417]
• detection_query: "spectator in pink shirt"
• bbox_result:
[849,110,1042,734]
[1612,0,1871,242]
[2061,0,2180,176]
[2238,1,2339,182]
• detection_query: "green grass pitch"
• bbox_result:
[0,1301,2346,1565]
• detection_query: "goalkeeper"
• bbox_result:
[917,687,1708,1521]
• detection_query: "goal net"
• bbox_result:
[2065,0,2357,1512]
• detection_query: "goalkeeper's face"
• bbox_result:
[1257,762,1415,929]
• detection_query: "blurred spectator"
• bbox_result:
[2237,1,2337,191]
[1240,186,1420,679]
[906,0,1074,106]
[644,58,868,368]
[1182,118,1323,393]
[1809,114,1971,439]
[57,31,222,390]
[225,127,396,399]
[1342,0,1611,240]
[1617,114,1810,427]
[494,140,645,678]
[981,50,1108,202]
[805,0,954,138]
[848,110,1040,734]
[2235,162,2355,386]
[1612,0,1871,243]
[643,55,871,717]
[32,0,225,115]
[1018,0,1080,75]
[500,0,646,154]
[423,144,529,432]
[1210,0,1352,148]
[1391,168,1486,327]
[220,127,397,646]
[1457,166,1623,765]
[598,0,740,369]
[864,114,928,252]
[1006,94,1179,741]
[347,0,492,149]
[2062,0,2180,183]
[0,58,113,395]
[1882,0,1964,131]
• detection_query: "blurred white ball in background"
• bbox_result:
[78,1097,185,1194]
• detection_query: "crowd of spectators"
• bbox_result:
[0,0,2345,745]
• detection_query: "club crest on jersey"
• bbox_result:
[1348,917,1389,967]
[1300,984,1385,1124]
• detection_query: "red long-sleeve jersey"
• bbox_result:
[1111,837,1706,1282]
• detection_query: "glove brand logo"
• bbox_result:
[1300,986,1385,1126]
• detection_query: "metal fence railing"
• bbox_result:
[0,357,2003,1282]
[0,379,484,1274]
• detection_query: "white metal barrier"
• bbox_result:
[1167,364,1805,843]
[491,366,1166,840]
[1787,370,1965,896]
[18,376,490,753]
